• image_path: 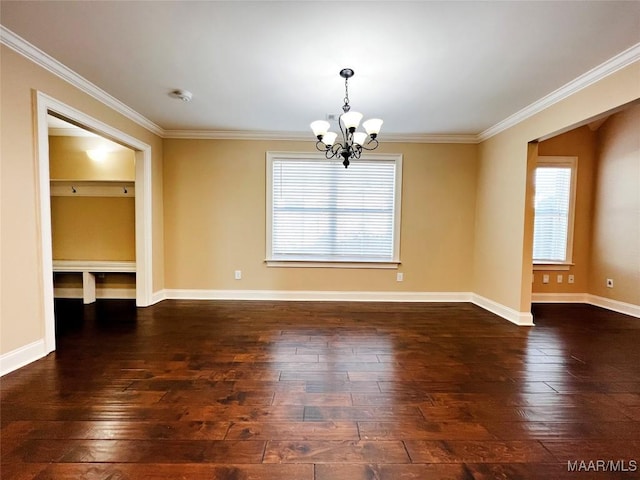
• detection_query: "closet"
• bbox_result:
[49,118,136,303]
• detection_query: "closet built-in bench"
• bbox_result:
[52,260,136,304]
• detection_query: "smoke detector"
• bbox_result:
[170,89,193,102]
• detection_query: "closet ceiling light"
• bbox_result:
[86,148,108,162]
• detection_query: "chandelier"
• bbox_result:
[310,68,383,168]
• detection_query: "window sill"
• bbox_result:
[533,263,573,271]
[265,259,400,269]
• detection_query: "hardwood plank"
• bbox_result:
[303,405,423,422]
[358,421,496,440]
[352,392,431,405]
[5,439,265,463]
[7,439,266,464]
[1,420,231,440]
[0,463,314,480]
[315,463,472,480]
[225,421,359,440]
[540,439,640,462]
[160,389,275,405]
[304,381,380,393]
[180,405,305,422]
[263,440,410,463]
[404,440,556,463]
[272,392,352,406]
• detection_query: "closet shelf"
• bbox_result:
[50,180,135,197]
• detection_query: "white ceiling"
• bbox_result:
[2,1,639,137]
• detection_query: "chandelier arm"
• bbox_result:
[315,140,329,153]
[338,114,348,141]
[360,138,380,151]
[324,143,341,160]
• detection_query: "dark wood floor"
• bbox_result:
[2,300,639,479]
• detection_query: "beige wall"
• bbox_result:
[51,197,136,261]
[49,135,135,181]
[163,140,478,292]
[49,135,136,263]
[533,126,597,293]
[475,61,640,313]
[0,45,164,356]
[590,104,640,305]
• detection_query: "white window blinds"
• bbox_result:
[267,154,401,263]
[533,161,576,263]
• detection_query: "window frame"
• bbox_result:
[532,156,578,270]
[265,151,403,269]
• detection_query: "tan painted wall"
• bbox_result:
[475,61,640,313]
[54,272,135,289]
[51,197,136,261]
[589,105,640,305]
[0,45,164,356]
[163,139,478,292]
[49,135,135,181]
[49,135,136,263]
[533,126,597,293]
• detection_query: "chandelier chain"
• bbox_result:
[343,77,350,112]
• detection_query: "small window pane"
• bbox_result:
[533,166,572,262]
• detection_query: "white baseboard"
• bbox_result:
[160,289,474,303]
[150,289,166,305]
[531,293,589,303]
[0,339,46,376]
[587,294,640,318]
[532,292,640,318]
[54,287,136,299]
[161,289,535,326]
[471,294,535,326]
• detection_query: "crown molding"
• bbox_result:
[163,129,310,141]
[164,129,479,143]
[383,133,479,144]
[478,41,640,142]
[0,25,164,137]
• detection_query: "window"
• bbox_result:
[533,156,577,266]
[266,152,402,267]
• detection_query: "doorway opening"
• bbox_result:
[35,92,153,355]
[527,99,640,318]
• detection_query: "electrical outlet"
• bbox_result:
[568,274,575,284]
[542,274,549,284]
[234,270,242,280]
[557,274,563,284]
[606,278,614,288]
[396,272,404,282]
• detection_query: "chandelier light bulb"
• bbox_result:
[341,111,363,131]
[310,120,330,139]
[363,118,383,137]
[322,132,338,146]
[352,132,367,146]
